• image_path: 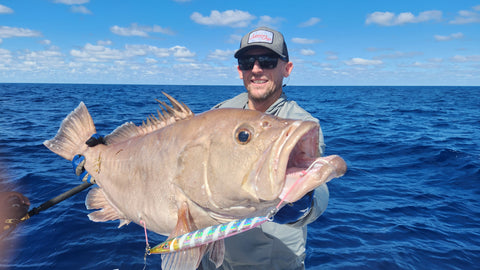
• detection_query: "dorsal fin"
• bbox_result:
[105,92,194,145]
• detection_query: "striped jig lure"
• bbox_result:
[149,214,273,254]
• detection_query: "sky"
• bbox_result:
[0,0,479,86]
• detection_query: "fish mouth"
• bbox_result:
[280,154,346,203]
[263,121,347,204]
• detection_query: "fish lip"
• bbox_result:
[270,121,346,204]
[254,120,320,201]
[279,155,347,202]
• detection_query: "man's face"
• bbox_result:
[237,48,293,103]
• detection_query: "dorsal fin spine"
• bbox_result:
[104,93,194,145]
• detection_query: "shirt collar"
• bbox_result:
[243,92,288,115]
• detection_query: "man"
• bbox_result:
[200,27,329,269]
[72,26,329,269]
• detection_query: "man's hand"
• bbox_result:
[71,134,105,183]
[72,154,93,183]
[273,191,313,224]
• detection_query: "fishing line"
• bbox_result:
[140,219,150,270]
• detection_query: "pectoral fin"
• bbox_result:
[206,239,225,268]
[85,187,130,227]
[161,202,205,270]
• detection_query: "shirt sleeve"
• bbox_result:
[274,100,326,156]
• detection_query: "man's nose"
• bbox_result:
[251,60,263,72]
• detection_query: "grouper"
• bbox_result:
[43,93,347,269]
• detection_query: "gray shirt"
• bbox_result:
[200,92,329,269]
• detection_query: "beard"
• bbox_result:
[247,84,279,103]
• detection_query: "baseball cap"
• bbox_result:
[234,27,289,62]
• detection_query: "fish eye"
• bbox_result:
[236,128,252,145]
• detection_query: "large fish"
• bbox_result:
[44,93,347,269]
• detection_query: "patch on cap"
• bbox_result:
[248,30,273,44]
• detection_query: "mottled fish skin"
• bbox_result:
[43,93,347,269]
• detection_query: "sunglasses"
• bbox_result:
[238,54,280,70]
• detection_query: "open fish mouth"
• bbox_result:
[277,122,347,203]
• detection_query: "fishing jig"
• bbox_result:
[149,210,275,254]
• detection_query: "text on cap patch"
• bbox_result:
[248,30,273,44]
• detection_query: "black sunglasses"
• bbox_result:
[238,54,279,70]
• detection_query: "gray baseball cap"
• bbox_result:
[234,27,289,61]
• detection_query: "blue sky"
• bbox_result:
[0,0,479,85]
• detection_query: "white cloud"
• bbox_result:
[434,32,464,41]
[415,10,442,23]
[374,51,423,60]
[299,17,321,27]
[176,57,196,63]
[170,45,195,58]
[9,48,66,73]
[0,26,42,38]
[110,23,174,37]
[145,58,158,64]
[70,43,125,62]
[150,47,170,58]
[69,42,198,65]
[257,15,283,28]
[325,51,338,60]
[428,58,443,63]
[40,39,52,45]
[345,58,383,66]
[21,50,63,60]
[54,0,89,5]
[366,12,394,25]
[366,10,442,26]
[450,55,480,62]
[124,44,169,58]
[208,49,234,61]
[366,47,393,52]
[110,25,148,37]
[397,61,443,69]
[71,5,92,14]
[0,48,11,58]
[97,40,112,46]
[190,10,255,27]
[151,25,175,35]
[449,7,480,24]
[291,37,321,44]
[0,4,14,14]
[300,49,315,56]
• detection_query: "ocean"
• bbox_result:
[0,84,478,269]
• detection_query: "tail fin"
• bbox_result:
[43,102,96,161]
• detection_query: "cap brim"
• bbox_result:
[234,45,283,59]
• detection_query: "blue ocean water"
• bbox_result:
[0,84,479,269]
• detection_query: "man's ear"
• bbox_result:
[283,62,293,78]
[237,65,244,79]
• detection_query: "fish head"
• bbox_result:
[176,108,346,220]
